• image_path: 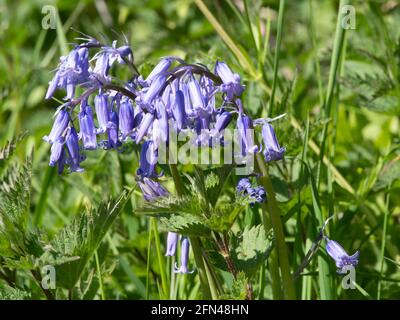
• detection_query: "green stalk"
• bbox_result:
[316,0,349,187]
[377,190,390,300]
[94,250,106,300]
[268,0,285,117]
[169,164,217,299]
[151,218,169,299]
[255,154,295,299]
[146,221,152,300]
[260,206,282,299]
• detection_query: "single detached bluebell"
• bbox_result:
[325,238,359,274]
[262,123,285,162]
[174,237,194,274]
[165,232,179,257]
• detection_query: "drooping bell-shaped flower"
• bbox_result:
[49,136,66,173]
[261,123,285,162]
[188,77,206,112]
[107,111,119,149]
[142,58,172,85]
[174,237,194,274]
[138,74,167,110]
[118,99,134,140]
[94,93,110,133]
[43,109,70,144]
[236,113,258,156]
[46,47,91,100]
[214,111,232,133]
[155,99,169,143]
[135,112,154,143]
[137,140,159,179]
[180,82,194,117]
[171,90,187,131]
[138,177,169,201]
[326,238,359,274]
[165,232,179,257]
[78,104,97,150]
[215,61,244,100]
[65,127,84,173]
[92,42,133,80]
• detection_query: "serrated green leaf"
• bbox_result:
[46,190,131,289]
[0,285,31,300]
[220,271,248,300]
[159,213,211,237]
[231,225,274,275]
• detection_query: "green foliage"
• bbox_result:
[137,165,247,235]
[1,0,400,301]
[220,272,248,300]
[231,225,274,275]
[45,191,131,289]
[0,285,31,300]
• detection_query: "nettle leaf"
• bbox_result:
[207,200,247,233]
[0,133,27,173]
[45,190,131,289]
[231,225,274,275]
[158,214,211,237]
[220,271,248,300]
[0,285,31,300]
[0,157,33,256]
[136,195,205,217]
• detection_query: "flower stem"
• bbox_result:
[151,217,169,299]
[255,153,296,299]
[94,250,106,300]
[169,164,220,299]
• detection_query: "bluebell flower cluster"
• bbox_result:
[237,178,267,205]
[43,36,286,178]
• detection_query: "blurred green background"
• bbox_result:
[0,0,399,299]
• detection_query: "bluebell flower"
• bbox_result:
[137,74,167,111]
[106,111,119,149]
[214,111,232,133]
[138,177,169,201]
[252,186,266,204]
[43,109,70,144]
[135,113,154,144]
[137,140,159,179]
[188,77,206,112]
[92,42,133,80]
[118,99,135,140]
[65,127,84,173]
[237,178,252,193]
[78,104,97,150]
[45,47,91,100]
[165,232,179,257]
[237,178,266,205]
[49,136,66,174]
[262,123,285,162]
[236,113,258,156]
[180,82,194,117]
[215,61,244,100]
[172,90,186,131]
[174,237,194,274]
[326,238,359,274]
[154,99,169,143]
[94,93,110,133]
[139,58,172,86]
